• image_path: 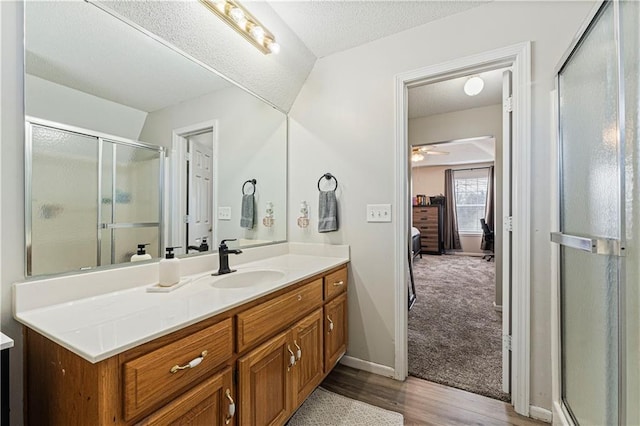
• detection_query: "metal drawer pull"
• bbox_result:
[225,389,235,424]
[170,350,208,374]
[327,315,334,332]
[333,280,344,287]
[294,340,302,360]
[297,294,302,301]
[287,345,296,370]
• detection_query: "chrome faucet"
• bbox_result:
[213,239,243,275]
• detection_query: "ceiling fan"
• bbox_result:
[411,146,449,162]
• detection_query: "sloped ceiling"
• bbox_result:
[95,0,489,112]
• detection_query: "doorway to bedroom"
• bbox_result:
[407,68,510,402]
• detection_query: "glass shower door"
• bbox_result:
[553,2,625,424]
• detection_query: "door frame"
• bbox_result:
[394,42,532,415]
[170,120,219,255]
[550,1,614,425]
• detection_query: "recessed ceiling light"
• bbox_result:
[464,76,484,96]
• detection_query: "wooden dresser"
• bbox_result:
[413,205,444,255]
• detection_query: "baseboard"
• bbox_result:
[449,252,484,257]
[339,355,395,378]
[530,405,553,423]
[493,302,503,312]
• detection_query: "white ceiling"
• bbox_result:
[411,136,494,168]
[408,68,506,119]
[265,1,487,58]
[25,2,233,113]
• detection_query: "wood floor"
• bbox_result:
[321,365,546,426]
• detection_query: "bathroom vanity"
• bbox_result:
[15,247,349,425]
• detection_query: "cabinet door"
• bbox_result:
[292,309,323,406]
[238,331,293,426]
[137,366,235,426]
[324,293,348,373]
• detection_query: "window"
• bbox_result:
[454,169,489,234]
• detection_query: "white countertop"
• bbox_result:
[0,332,14,351]
[15,250,348,363]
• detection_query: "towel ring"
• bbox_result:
[317,173,338,191]
[242,179,257,195]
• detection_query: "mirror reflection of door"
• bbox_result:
[186,131,214,253]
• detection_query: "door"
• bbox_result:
[238,331,293,426]
[187,133,214,250]
[552,2,632,424]
[501,69,513,395]
[292,309,323,406]
[138,367,235,426]
[324,293,347,373]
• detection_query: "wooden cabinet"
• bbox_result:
[324,293,347,373]
[238,331,292,426]
[292,309,324,406]
[24,264,349,426]
[413,205,444,254]
[238,309,324,426]
[137,367,234,426]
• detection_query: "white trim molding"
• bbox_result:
[530,406,553,423]
[339,355,395,378]
[394,42,532,416]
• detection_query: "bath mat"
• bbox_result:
[287,387,403,426]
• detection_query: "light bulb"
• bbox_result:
[266,40,280,54]
[229,7,247,29]
[250,25,265,44]
[213,0,227,12]
[464,76,484,96]
[411,153,424,162]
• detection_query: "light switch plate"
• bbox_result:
[367,204,392,222]
[218,206,231,220]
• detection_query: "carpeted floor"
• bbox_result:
[408,254,510,402]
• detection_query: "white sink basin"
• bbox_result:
[210,269,285,289]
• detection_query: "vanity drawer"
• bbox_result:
[123,318,233,421]
[324,266,347,300]
[237,279,323,353]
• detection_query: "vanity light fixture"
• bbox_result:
[464,76,484,96]
[200,0,280,54]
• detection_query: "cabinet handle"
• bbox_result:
[294,340,302,360]
[225,389,235,425]
[333,280,344,287]
[170,350,208,374]
[287,345,296,370]
[297,294,302,301]
[327,315,334,332]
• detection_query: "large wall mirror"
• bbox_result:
[25,1,287,276]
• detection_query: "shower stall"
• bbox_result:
[26,118,165,276]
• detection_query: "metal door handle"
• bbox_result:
[551,232,624,256]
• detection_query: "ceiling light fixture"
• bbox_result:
[411,152,425,162]
[464,76,484,96]
[200,0,280,55]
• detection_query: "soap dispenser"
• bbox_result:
[159,246,181,287]
[131,243,152,262]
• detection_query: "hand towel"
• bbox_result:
[318,190,338,233]
[240,194,255,229]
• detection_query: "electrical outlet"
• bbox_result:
[218,206,231,220]
[366,204,392,222]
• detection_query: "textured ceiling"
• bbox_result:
[412,137,494,168]
[408,68,506,119]
[99,0,316,112]
[266,1,487,58]
[26,2,232,113]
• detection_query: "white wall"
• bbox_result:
[288,0,595,411]
[412,163,493,254]
[26,74,148,140]
[139,86,287,248]
[0,2,24,424]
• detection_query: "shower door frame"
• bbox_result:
[25,117,165,276]
[550,0,627,424]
